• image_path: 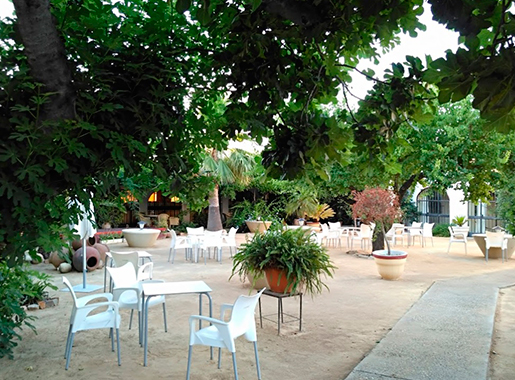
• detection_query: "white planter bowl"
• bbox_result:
[372,249,408,281]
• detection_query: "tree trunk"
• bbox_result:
[207,183,223,231]
[13,0,76,121]
[372,230,385,251]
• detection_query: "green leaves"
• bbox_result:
[175,0,191,14]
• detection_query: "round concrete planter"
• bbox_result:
[245,220,273,233]
[372,249,408,281]
[122,228,161,248]
[247,273,269,290]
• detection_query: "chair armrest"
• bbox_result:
[220,303,234,320]
[189,314,229,329]
[76,292,113,307]
[138,262,153,281]
[112,286,140,301]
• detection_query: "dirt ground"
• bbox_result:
[1,234,514,380]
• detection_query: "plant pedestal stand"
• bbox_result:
[258,289,302,335]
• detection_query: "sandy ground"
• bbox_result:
[1,234,514,380]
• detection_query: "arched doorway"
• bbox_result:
[417,188,450,225]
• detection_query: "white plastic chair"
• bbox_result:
[106,262,167,343]
[447,226,468,255]
[422,223,435,247]
[220,227,239,257]
[110,251,153,280]
[186,288,266,380]
[198,230,224,264]
[385,223,405,246]
[62,277,121,370]
[350,224,373,251]
[168,229,193,263]
[485,231,507,263]
[409,222,423,246]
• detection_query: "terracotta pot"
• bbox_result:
[93,243,109,268]
[265,267,295,293]
[372,249,408,281]
[71,236,99,251]
[72,246,101,272]
[48,251,66,269]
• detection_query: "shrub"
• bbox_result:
[433,223,452,237]
[0,262,57,359]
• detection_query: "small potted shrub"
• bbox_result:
[352,188,406,280]
[451,216,470,236]
[230,226,336,294]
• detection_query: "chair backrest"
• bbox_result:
[227,227,238,240]
[328,222,341,230]
[412,222,422,228]
[486,231,505,247]
[386,223,404,237]
[187,226,204,235]
[423,223,434,236]
[229,288,266,342]
[360,224,371,237]
[158,213,169,222]
[320,223,329,234]
[170,229,178,246]
[106,262,138,287]
[63,276,79,308]
[110,251,139,272]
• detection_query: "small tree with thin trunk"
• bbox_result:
[351,188,402,254]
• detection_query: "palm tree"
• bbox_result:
[202,148,255,231]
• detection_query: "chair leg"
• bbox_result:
[64,324,72,359]
[232,352,239,380]
[111,327,115,351]
[464,242,468,255]
[218,347,222,369]
[116,328,121,366]
[486,247,489,262]
[168,248,172,262]
[65,332,75,370]
[447,241,452,254]
[129,309,134,330]
[186,345,193,380]
[162,303,168,332]
[254,341,262,380]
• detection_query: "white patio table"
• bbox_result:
[141,281,213,366]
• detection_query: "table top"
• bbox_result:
[142,280,212,297]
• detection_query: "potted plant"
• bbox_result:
[306,203,335,228]
[451,215,469,236]
[230,226,336,294]
[232,199,277,233]
[352,188,406,280]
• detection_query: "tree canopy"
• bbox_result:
[2,0,515,263]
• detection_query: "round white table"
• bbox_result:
[122,228,161,248]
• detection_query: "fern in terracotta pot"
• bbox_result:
[230,226,336,295]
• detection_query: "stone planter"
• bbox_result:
[372,249,408,281]
[247,273,269,290]
[473,234,515,259]
[122,228,160,248]
[245,220,273,234]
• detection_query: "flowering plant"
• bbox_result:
[351,188,402,254]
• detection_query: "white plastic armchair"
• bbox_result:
[110,251,153,281]
[62,277,121,370]
[385,223,405,246]
[485,231,507,263]
[409,222,423,246]
[220,227,239,257]
[168,229,193,263]
[186,288,266,380]
[422,223,435,247]
[198,230,224,264]
[447,226,468,255]
[350,223,373,251]
[106,262,167,343]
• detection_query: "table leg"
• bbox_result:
[299,293,303,332]
[277,298,281,335]
[200,292,213,359]
[143,294,154,367]
[258,298,263,328]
